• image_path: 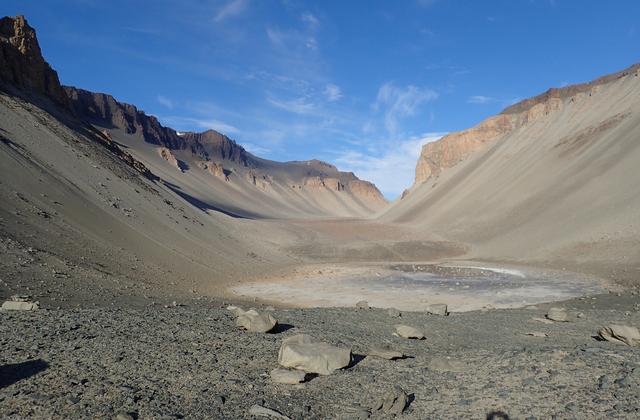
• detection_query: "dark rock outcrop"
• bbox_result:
[0,15,68,105]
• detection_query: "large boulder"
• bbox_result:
[598,325,640,346]
[235,309,277,333]
[395,325,425,339]
[277,334,351,375]
[1,295,39,311]
[546,307,569,322]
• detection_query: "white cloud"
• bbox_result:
[214,0,248,22]
[333,132,446,199]
[267,96,316,114]
[373,82,438,135]
[324,84,343,102]
[242,142,271,155]
[157,95,174,109]
[162,116,239,135]
[467,95,495,104]
[301,13,319,28]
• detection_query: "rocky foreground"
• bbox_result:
[1,292,640,419]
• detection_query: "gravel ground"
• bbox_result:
[1,292,640,419]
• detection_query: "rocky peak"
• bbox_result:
[0,15,68,105]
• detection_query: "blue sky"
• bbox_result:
[4,0,640,198]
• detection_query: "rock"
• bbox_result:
[395,325,425,339]
[532,317,554,325]
[429,357,464,372]
[235,309,277,333]
[368,347,404,360]
[270,368,306,384]
[598,325,640,346]
[525,332,548,338]
[277,334,351,375]
[425,303,448,316]
[355,300,369,309]
[546,307,569,322]
[371,386,409,415]
[114,412,135,420]
[1,300,39,311]
[248,404,291,419]
[387,308,401,318]
[227,305,245,317]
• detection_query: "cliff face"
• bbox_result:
[414,63,640,185]
[0,15,68,105]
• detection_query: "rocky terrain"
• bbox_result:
[2,291,640,419]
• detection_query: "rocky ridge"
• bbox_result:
[413,63,640,185]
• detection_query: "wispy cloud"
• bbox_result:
[324,84,343,102]
[373,82,438,135]
[468,95,520,106]
[162,116,239,135]
[157,95,174,109]
[301,12,320,28]
[243,142,271,155]
[214,0,248,22]
[467,95,495,104]
[267,96,316,114]
[333,132,446,198]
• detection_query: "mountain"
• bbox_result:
[383,63,640,283]
[63,86,386,218]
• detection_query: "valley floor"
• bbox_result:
[1,291,640,419]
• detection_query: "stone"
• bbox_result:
[1,300,39,311]
[598,325,640,346]
[248,404,291,419]
[114,412,135,420]
[525,332,548,338]
[371,386,408,415]
[270,368,306,384]
[425,303,448,316]
[277,334,351,375]
[235,309,277,333]
[368,347,404,360]
[387,307,401,317]
[546,307,569,322]
[227,305,245,317]
[355,300,369,309]
[532,317,554,325]
[395,325,425,339]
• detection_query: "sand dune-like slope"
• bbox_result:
[383,64,640,283]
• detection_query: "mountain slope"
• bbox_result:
[383,64,640,283]
[64,87,387,219]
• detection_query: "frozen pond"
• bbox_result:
[232,264,608,312]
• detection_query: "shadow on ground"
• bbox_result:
[0,359,49,388]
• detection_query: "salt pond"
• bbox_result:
[232,264,609,312]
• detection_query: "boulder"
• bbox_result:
[371,386,409,415]
[525,331,548,338]
[425,303,448,316]
[226,305,245,317]
[395,325,425,339]
[368,347,404,360]
[1,296,39,311]
[355,300,369,309]
[277,334,351,375]
[546,307,569,322]
[598,325,640,346]
[270,368,306,384]
[235,309,277,333]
